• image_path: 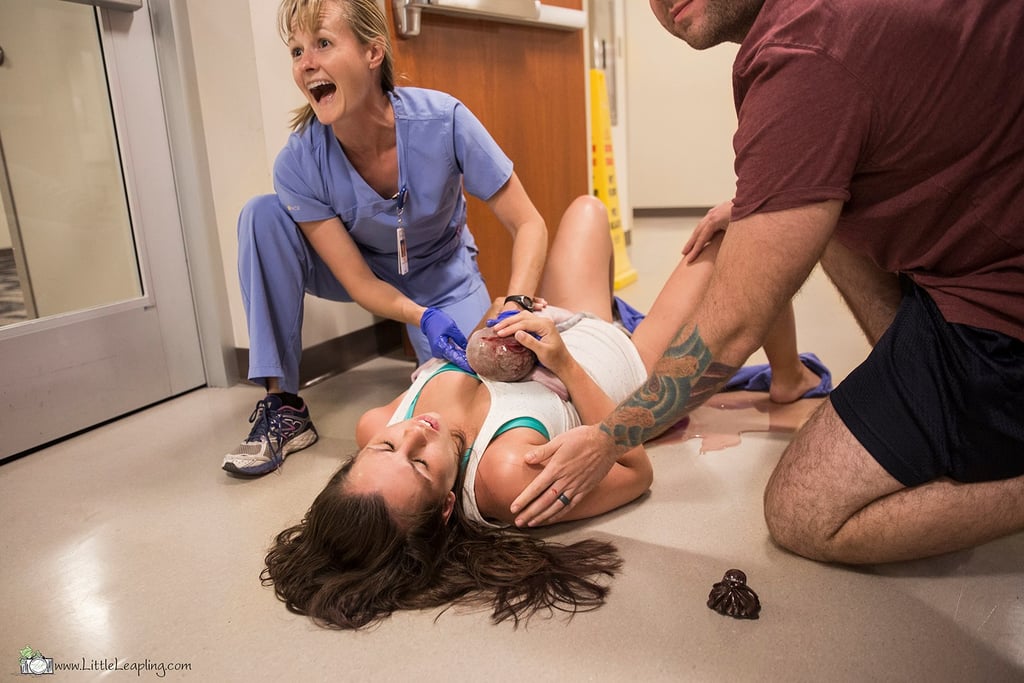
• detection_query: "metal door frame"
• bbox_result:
[0,0,229,458]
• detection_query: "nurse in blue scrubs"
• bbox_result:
[223,0,551,476]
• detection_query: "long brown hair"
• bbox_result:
[262,457,623,630]
[277,0,396,132]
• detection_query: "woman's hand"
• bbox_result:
[489,312,571,375]
[476,296,548,333]
[420,307,472,372]
[683,200,732,263]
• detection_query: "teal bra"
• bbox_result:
[404,362,550,468]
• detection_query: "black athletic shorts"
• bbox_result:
[831,277,1024,486]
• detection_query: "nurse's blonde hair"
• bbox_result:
[278,0,395,131]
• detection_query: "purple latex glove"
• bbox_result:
[486,310,520,327]
[420,307,472,373]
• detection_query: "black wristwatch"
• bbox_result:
[503,295,534,312]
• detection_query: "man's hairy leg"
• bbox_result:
[819,238,901,346]
[764,400,1024,564]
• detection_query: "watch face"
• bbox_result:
[505,295,533,311]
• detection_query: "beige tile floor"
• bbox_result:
[2,217,1022,681]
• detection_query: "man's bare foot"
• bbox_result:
[769,362,822,404]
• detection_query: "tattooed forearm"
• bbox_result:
[600,326,738,448]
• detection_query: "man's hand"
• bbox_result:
[510,424,625,527]
[683,200,732,262]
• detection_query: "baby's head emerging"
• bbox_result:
[466,327,537,382]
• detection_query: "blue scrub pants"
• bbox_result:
[238,195,492,394]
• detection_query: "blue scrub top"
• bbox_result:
[273,87,514,308]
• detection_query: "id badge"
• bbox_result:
[396,184,409,275]
[396,227,409,275]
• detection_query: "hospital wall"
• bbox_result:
[185,0,380,356]
[183,0,734,365]
[623,2,737,208]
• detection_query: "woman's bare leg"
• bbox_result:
[630,234,721,373]
[761,302,821,403]
[539,195,617,321]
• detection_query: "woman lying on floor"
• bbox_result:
[262,196,822,630]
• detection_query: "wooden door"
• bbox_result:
[387,1,588,299]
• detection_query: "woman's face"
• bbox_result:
[287,2,381,126]
[346,413,462,520]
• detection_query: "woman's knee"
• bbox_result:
[238,195,300,244]
[560,195,610,234]
[549,195,613,267]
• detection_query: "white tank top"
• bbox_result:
[388,313,646,526]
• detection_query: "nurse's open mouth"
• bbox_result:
[309,80,336,102]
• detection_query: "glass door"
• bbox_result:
[0,0,204,459]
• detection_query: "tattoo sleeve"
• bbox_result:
[600,326,738,448]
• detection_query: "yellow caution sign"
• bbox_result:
[590,69,636,290]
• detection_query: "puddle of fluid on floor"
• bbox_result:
[652,390,825,454]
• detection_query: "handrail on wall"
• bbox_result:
[393,0,586,37]
[61,0,142,11]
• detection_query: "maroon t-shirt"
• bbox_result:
[731,0,1024,340]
